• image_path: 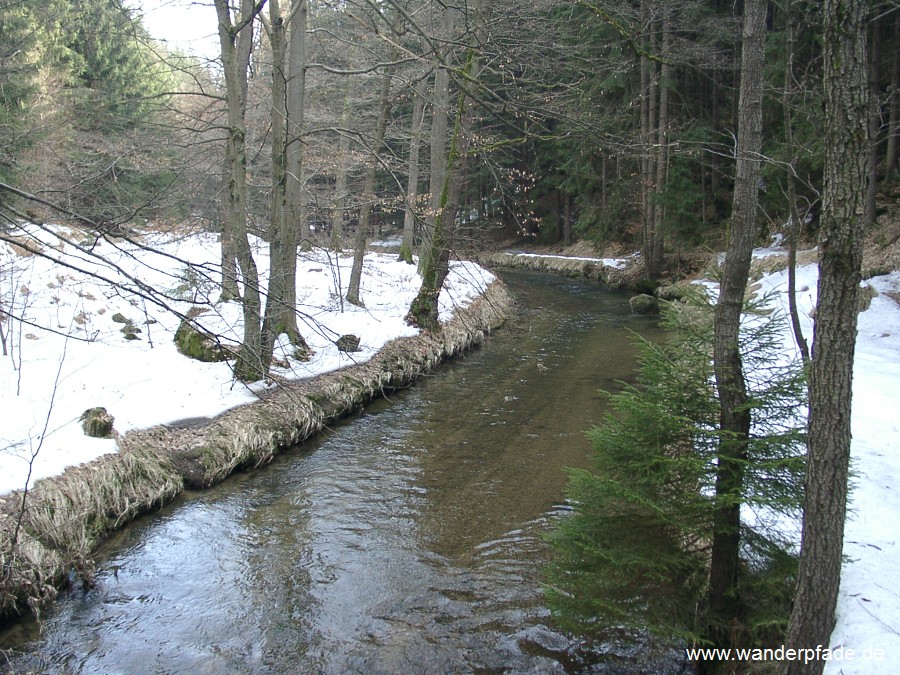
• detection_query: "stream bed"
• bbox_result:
[1,270,687,674]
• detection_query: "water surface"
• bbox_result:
[2,271,676,674]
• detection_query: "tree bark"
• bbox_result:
[419,29,452,278]
[214,0,266,382]
[708,0,766,640]
[784,0,868,670]
[887,12,899,176]
[651,13,672,276]
[640,3,658,279]
[286,0,309,253]
[346,65,394,306]
[865,20,880,227]
[261,0,308,372]
[331,77,354,251]
[782,6,810,364]
[219,155,240,301]
[400,73,429,264]
[407,37,479,331]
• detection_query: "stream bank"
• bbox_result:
[2,269,688,674]
[0,279,512,623]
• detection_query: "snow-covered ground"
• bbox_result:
[0,224,493,495]
[744,249,900,673]
[509,251,629,269]
[1,228,897,669]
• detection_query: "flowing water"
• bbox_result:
[1,271,684,674]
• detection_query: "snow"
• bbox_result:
[0,225,493,495]
[510,251,628,269]
[748,258,900,673]
[2,230,898,668]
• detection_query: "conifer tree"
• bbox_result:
[547,293,807,649]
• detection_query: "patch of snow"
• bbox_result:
[512,252,627,269]
[0,228,492,494]
[740,261,899,672]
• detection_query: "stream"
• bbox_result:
[1,270,687,674]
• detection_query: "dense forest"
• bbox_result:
[4,1,896,269]
[1,0,894,672]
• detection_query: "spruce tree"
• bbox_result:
[547,291,807,648]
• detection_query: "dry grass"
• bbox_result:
[0,444,182,616]
[1,278,512,620]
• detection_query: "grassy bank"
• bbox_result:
[0,279,511,623]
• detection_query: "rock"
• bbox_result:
[121,321,142,340]
[656,282,693,302]
[629,294,659,314]
[111,312,129,323]
[80,407,115,438]
[335,334,361,353]
[858,284,878,313]
[174,319,232,362]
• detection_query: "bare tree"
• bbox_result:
[214,0,269,381]
[784,0,869,669]
[708,0,767,641]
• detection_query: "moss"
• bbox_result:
[174,320,231,362]
[79,407,114,438]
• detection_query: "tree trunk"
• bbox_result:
[865,20,880,227]
[346,66,394,306]
[651,14,672,276]
[285,0,309,252]
[640,3,657,279]
[261,0,309,372]
[219,162,240,301]
[408,41,479,331]
[419,36,451,278]
[708,0,766,641]
[782,6,810,364]
[400,73,429,264]
[331,78,354,251]
[214,0,265,382]
[784,0,868,670]
[887,12,899,176]
[283,0,307,311]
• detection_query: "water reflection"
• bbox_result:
[2,271,672,674]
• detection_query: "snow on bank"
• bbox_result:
[0,226,493,495]
[3,232,897,668]
[510,251,629,269]
[750,258,900,673]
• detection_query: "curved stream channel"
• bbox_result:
[2,270,676,674]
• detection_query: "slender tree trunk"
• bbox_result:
[865,21,880,226]
[400,74,429,264]
[887,12,899,176]
[782,6,810,364]
[640,5,657,279]
[651,14,672,276]
[331,78,354,251]
[708,0,767,642]
[283,0,307,315]
[408,39,480,330]
[219,155,240,301]
[784,0,868,670]
[260,0,309,372]
[285,0,309,252]
[218,0,255,304]
[214,0,265,382]
[346,66,394,306]
[419,35,451,277]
